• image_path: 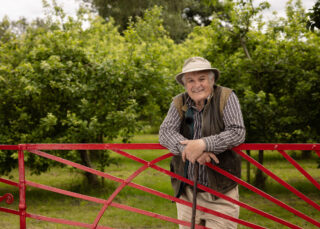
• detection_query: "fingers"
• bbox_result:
[180,140,189,145]
[209,153,219,164]
[180,139,206,164]
[197,152,209,165]
[182,150,186,162]
[189,157,196,164]
[196,152,219,165]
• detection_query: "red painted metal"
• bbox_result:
[0,193,14,204]
[234,149,320,212]
[25,180,207,229]
[234,143,320,151]
[205,163,320,228]
[26,212,115,229]
[30,149,124,183]
[0,145,19,150]
[0,177,19,187]
[28,149,264,228]
[147,161,304,229]
[277,149,320,191]
[18,144,27,229]
[124,175,266,229]
[0,206,20,215]
[28,148,293,228]
[91,165,148,228]
[104,159,173,227]
[71,147,291,228]
[110,202,207,229]
[25,143,165,151]
[0,143,319,229]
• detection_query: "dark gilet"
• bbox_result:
[170,85,241,198]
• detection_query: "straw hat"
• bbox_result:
[175,57,220,85]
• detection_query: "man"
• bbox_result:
[159,57,245,228]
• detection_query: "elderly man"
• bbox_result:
[159,57,245,228]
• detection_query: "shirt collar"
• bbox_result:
[185,86,214,111]
[185,94,212,111]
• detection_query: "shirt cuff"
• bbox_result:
[177,143,185,155]
[202,136,215,153]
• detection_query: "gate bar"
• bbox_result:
[277,150,320,190]
[18,144,27,229]
[234,149,320,212]
[1,143,318,228]
[26,180,207,228]
[28,150,266,228]
[206,163,320,227]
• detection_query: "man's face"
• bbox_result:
[184,70,214,104]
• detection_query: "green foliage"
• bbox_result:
[82,0,215,42]
[0,7,125,172]
[1,0,320,177]
[202,0,320,143]
[0,4,181,176]
[306,0,320,32]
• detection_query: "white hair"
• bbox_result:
[181,70,215,85]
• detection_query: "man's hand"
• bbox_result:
[180,139,206,163]
[197,152,219,165]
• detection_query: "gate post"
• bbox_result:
[18,144,27,229]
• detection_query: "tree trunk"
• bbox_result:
[98,134,105,186]
[301,150,311,159]
[246,150,251,183]
[240,35,252,60]
[79,150,100,187]
[254,150,267,189]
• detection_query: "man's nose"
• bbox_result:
[194,80,201,87]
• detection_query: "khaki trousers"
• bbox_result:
[176,185,239,229]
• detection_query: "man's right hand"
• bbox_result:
[180,139,206,163]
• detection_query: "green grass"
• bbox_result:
[1,135,320,228]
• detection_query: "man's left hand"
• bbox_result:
[180,139,206,163]
[197,152,219,165]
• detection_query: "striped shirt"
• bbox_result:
[159,91,246,186]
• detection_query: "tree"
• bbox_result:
[0,5,138,185]
[81,0,215,42]
[0,16,30,43]
[0,4,185,184]
[183,0,320,186]
[307,0,320,31]
[1,0,319,187]
[0,16,12,43]
[190,0,320,143]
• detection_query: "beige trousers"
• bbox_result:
[176,185,239,229]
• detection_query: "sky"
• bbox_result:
[0,0,317,23]
[0,0,81,22]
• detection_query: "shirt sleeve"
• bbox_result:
[202,92,246,154]
[159,101,187,155]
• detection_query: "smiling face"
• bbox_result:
[183,70,214,106]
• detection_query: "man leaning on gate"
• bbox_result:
[159,56,246,228]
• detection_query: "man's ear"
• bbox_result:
[210,78,215,87]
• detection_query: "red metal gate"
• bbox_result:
[0,143,319,228]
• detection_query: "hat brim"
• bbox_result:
[175,68,220,85]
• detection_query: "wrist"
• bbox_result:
[202,137,210,152]
[199,139,206,152]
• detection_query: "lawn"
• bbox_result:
[0,134,319,228]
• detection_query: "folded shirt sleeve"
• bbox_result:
[202,92,246,154]
[159,101,187,155]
